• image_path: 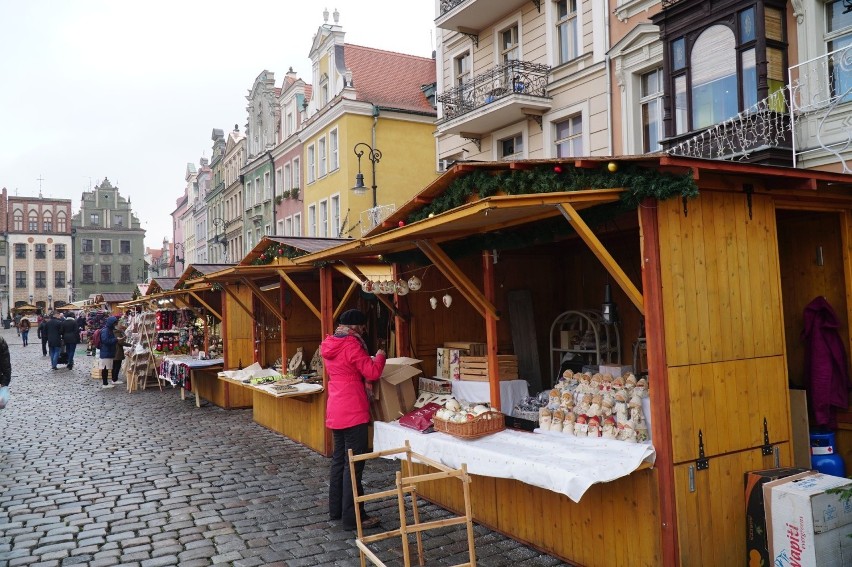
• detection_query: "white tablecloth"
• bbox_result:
[162,355,224,369]
[450,380,529,414]
[373,421,655,503]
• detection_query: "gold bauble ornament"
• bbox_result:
[607,162,618,173]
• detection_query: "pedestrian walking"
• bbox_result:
[18,317,30,346]
[320,309,386,529]
[61,313,80,370]
[45,313,63,369]
[14,313,21,336]
[38,316,48,356]
[97,316,122,389]
[0,331,11,409]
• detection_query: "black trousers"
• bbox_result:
[329,423,369,526]
[41,336,48,356]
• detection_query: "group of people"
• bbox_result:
[35,312,81,370]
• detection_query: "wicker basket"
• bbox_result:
[433,411,506,440]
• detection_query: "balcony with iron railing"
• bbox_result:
[437,0,541,37]
[437,60,552,138]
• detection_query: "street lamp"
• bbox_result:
[211,219,228,263]
[48,294,52,311]
[352,142,382,208]
[173,242,185,269]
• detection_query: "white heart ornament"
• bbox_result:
[442,293,453,308]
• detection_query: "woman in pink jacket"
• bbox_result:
[321,309,386,529]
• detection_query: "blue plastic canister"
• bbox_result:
[810,431,847,477]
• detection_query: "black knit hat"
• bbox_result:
[339,309,366,326]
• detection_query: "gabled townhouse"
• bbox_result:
[178,162,199,268]
[274,68,311,237]
[434,0,611,166]
[222,125,246,262]
[299,10,438,238]
[207,128,228,263]
[193,158,211,264]
[170,191,188,277]
[242,70,279,251]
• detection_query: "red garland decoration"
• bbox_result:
[554,166,562,173]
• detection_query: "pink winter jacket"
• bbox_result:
[321,333,386,430]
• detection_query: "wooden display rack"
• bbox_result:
[348,441,476,567]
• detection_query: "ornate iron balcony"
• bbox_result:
[439,0,467,16]
[437,60,551,122]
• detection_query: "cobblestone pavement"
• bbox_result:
[0,327,571,567]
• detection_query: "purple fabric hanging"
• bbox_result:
[802,296,851,428]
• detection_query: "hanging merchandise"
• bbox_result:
[407,275,422,291]
[430,297,438,310]
[443,293,453,308]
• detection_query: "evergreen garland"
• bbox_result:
[251,243,304,265]
[407,163,697,223]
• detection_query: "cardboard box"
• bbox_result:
[745,468,811,567]
[559,330,579,350]
[599,364,633,377]
[436,348,462,381]
[372,358,422,422]
[767,473,852,567]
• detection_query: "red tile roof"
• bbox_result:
[345,45,436,115]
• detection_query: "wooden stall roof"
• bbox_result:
[146,278,179,295]
[101,292,133,304]
[291,188,625,264]
[240,236,352,266]
[370,155,852,237]
[175,263,235,288]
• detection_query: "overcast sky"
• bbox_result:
[0,1,436,249]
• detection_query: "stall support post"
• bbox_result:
[482,251,501,413]
[279,278,288,362]
[639,198,678,567]
[320,266,335,457]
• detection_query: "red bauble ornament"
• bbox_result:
[278,248,284,255]
[398,220,405,227]
[554,166,563,173]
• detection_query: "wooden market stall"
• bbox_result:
[196,236,389,456]
[287,156,852,567]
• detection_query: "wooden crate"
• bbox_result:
[443,342,487,356]
[90,367,113,380]
[459,355,518,381]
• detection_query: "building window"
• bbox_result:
[293,213,302,236]
[276,168,283,196]
[245,180,253,208]
[13,211,22,231]
[293,158,301,189]
[81,239,93,253]
[319,137,327,177]
[42,212,53,232]
[0,242,6,256]
[640,69,663,153]
[661,4,788,136]
[285,217,293,236]
[826,0,852,101]
[35,244,46,259]
[499,134,524,159]
[120,265,131,284]
[286,111,294,136]
[308,204,317,236]
[28,211,38,232]
[114,214,124,227]
[54,244,65,259]
[331,195,340,237]
[120,240,131,254]
[100,265,111,283]
[501,24,519,64]
[319,200,328,237]
[554,116,582,157]
[57,213,66,233]
[264,171,271,201]
[284,164,291,191]
[90,213,100,226]
[454,51,472,86]
[556,0,579,64]
[15,271,26,288]
[100,240,112,254]
[330,129,339,171]
[14,244,26,259]
[35,271,46,288]
[55,271,66,288]
[255,177,261,204]
[307,145,316,183]
[0,267,6,285]
[82,265,94,283]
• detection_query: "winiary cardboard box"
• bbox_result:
[765,472,852,567]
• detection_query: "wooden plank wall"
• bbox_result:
[407,463,660,566]
[253,392,329,454]
[656,191,792,565]
[223,285,255,370]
